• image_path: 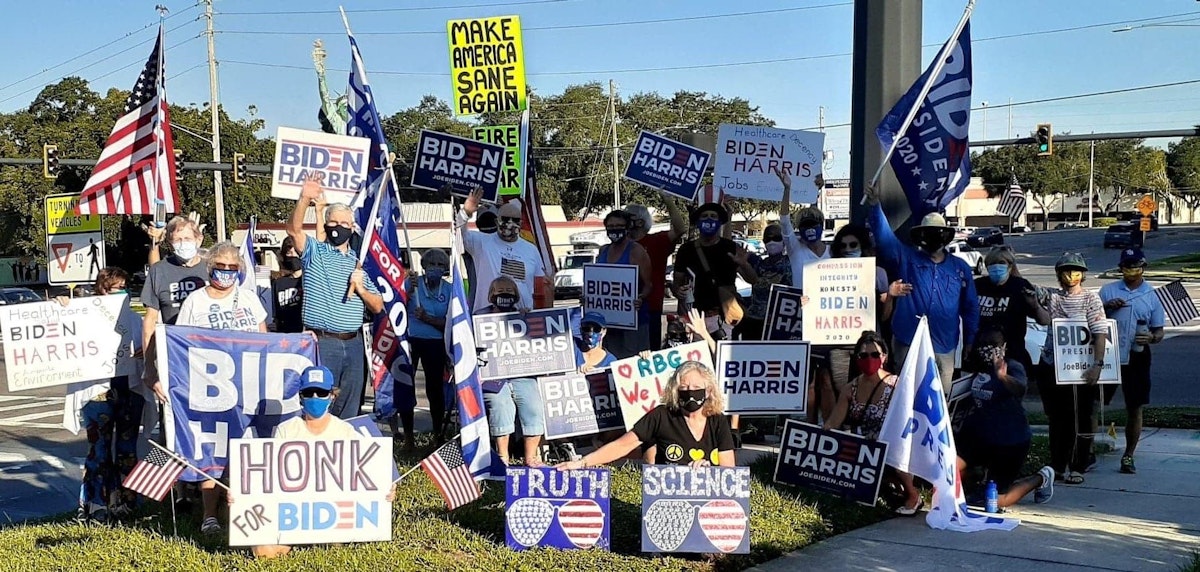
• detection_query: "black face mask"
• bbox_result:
[491,293,518,309]
[282,256,302,272]
[325,224,352,246]
[678,388,706,412]
[477,213,498,234]
[607,229,627,244]
[913,229,950,253]
[665,334,690,348]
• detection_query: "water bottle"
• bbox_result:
[985,481,999,513]
[1132,319,1149,353]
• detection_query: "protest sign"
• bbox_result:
[583,263,638,330]
[641,465,750,554]
[764,284,805,341]
[447,15,527,116]
[346,415,402,481]
[271,127,370,204]
[159,325,318,482]
[611,342,713,431]
[473,124,521,196]
[716,341,809,415]
[3,294,139,392]
[540,370,624,440]
[474,308,575,381]
[506,467,610,551]
[802,257,876,345]
[714,124,824,203]
[411,130,507,202]
[228,437,393,546]
[773,420,887,505]
[1051,318,1120,384]
[623,131,711,201]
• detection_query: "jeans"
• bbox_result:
[409,337,450,430]
[482,378,545,437]
[317,333,367,420]
[890,337,957,394]
[1037,363,1097,474]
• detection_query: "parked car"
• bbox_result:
[0,287,44,305]
[946,241,986,275]
[954,226,977,241]
[966,226,1004,248]
[1054,222,1086,230]
[1010,224,1030,234]
[553,251,597,299]
[1103,224,1141,249]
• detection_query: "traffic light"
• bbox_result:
[1035,123,1053,156]
[232,152,247,183]
[42,144,59,179]
[174,149,185,182]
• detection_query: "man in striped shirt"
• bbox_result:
[286,177,383,419]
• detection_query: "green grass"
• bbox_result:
[1178,551,1200,572]
[0,436,887,572]
[1028,407,1200,430]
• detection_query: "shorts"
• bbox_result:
[482,378,545,437]
[957,434,1030,491]
[1104,348,1152,408]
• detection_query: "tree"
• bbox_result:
[1167,136,1200,223]
[1091,139,1167,215]
[971,140,1089,230]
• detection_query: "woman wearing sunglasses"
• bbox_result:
[394,248,453,450]
[576,311,617,374]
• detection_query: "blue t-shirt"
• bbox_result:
[407,277,451,340]
[574,340,617,369]
[300,238,380,333]
[960,359,1031,446]
[1099,280,1166,365]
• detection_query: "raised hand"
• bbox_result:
[464,186,483,216]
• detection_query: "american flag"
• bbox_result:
[1155,279,1199,326]
[122,444,186,501]
[697,499,749,553]
[420,439,482,510]
[77,25,178,216]
[557,499,606,549]
[697,183,725,205]
[996,174,1026,219]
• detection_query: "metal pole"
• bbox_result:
[204,0,226,241]
[609,79,620,210]
[1007,97,1013,139]
[981,102,987,141]
[819,106,825,132]
[1088,139,1095,228]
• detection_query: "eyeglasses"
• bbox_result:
[839,240,860,249]
[500,217,520,224]
[213,263,239,270]
[631,220,645,228]
[300,388,330,398]
[855,351,882,359]
[605,226,627,232]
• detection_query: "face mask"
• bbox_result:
[581,331,602,350]
[856,356,883,376]
[665,334,690,348]
[987,264,1010,284]
[325,224,352,247]
[112,289,127,295]
[300,396,332,419]
[425,267,446,281]
[1058,270,1083,288]
[607,229,627,244]
[498,219,521,241]
[801,226,822,243]
[764,241,784,256]
[697,219,721,237]
[842,249,862,258]
[282,256,302,272]
[678,388,706,413]
[1121,267,1144,281]
[210,268,239,289]
[914,230,949,253]
[172,240,198,261]
[492,293,518,310]
[976,344,1005,365]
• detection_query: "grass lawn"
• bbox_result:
[1028,407,1200,431]
[1144,252,1200,275]
[0,436,888,572]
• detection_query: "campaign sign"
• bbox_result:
[447,15,528,116]
[540,370,624,440]
[228,437,393,546]
[714,124,824,203]
[641,465,751,554]
[717,341,810,415]
[1051,318,1121,385]
[346,415,402,481]
[611,342,713,431]
[159,325,318,482]
[473,125,522,196]
[411,130,507,202]
[583,263,638,330]
[2,294,140,392]
[623,131,711,201]
[764,284,805,341]
[802,257,876,345]
[774,420,887,505]
[473,308,575,381]
[505,467,611,551]
[271,127,370,204]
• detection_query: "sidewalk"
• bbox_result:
[751,427,1200,572]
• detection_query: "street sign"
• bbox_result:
[46,231,105,285]
[1140,217,1152,232]
[44,193,100,235]
[1136,195,1157,216]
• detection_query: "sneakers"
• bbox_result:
[1035,466,1055,504]
[1120,455,1137,474]
[200,516,222,534]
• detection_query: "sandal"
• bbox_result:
[1062,471,1085,485]
[895,498,925,516]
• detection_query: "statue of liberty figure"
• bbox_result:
[313,40,349,134]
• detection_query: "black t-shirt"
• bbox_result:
[632,405,735,466]
[673,238,739,313]
[974,276,1036,364]
[140,259,208,325]
[272,274,304,333]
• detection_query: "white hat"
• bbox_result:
[498,199,523,219]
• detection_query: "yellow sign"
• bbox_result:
[447,15,527,116]
[44,193,101,235]
[1136,195,1157,216]
[1140,217,1152,232]
[473,124,522,196]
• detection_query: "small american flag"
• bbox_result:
[996,175,1026,219]
[122,445,186,501]
[1155,279,1199,326]
[421,440,482,510]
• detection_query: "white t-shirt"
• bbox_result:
[272,416,360,440]
[176,287,267,332]
[460,212,547,311]
[779,216,831,287]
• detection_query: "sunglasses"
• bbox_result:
[300,389,330,398]
[582,325,603,334]
[500,217,520,224]
[839,240,860,249]
[213,263,239,271]
[855,351,882,359]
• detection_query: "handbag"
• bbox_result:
[693,241,744,326]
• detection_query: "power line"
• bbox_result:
[219,0,589,16]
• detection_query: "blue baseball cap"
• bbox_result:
[1119,247,1146,268]
[299,366,334,392]
[581,311,607,328]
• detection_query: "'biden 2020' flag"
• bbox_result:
[876,22,973,220]
[877,317,1018,532]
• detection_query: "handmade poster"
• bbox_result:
[411,130,507,202]
[623,131,711,201]
[447,15,527,116]
[641,465,751,554]
[582,263,638,330]
[802,257,876,345]
[1051,318,1120,385]
[611,342,713,431]
[227,437,393,546]
[346,415,402,481]
[472,124,522,196]
[473,308,575,381]
[540,370,624,440]
[714,124,824,203]
[271,126,370,203]
[716,340,810,415]
[773,420,887,505]
[505,467,610,551]
[764,284,805,341]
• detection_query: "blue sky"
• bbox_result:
[3,0,1199,178]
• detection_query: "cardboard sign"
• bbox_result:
[540,370,624,440]
[716,341,810,415]
[582,263,638,330]
[44,193,100,235]
[1051,318,1121,385]
[271,127,370,204]
[472,125,522,196]
[2,294,139,392]
[714,124,824,203]
[623,131,711,201]
[505,467,610,551]
[773,420,887,505]
[447,15,527,116]
[764,284,805,341]
[47,231,105,285]
[611,342,713,431]
[641,465,751,554]
[346,415,402,481]
[227,437,393,546]
[473,308,575,381]
[802,257,876,345]
[411,130,507,202]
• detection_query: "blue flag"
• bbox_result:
[346,27,392,232]
[361,179,415,420]
[447,223,498,480]
[876,22,972,219]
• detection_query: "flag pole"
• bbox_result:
[869,0,977,188]
[148,439,231,492]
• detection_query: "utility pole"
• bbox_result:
[819,106,825,132]
[1088,138,1096,229]
[204,0,227,241]
[1007,97,1013,139]
[609,79,620,210]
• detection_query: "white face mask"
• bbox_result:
[842,249,862,258]
[173,240,198,261]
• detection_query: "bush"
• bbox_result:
[1093,217,1118,228]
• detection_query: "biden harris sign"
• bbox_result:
[271,127,371,204]
[716,341,810,415]
[622,131,711,201]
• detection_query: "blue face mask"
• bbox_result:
[425,267,445,281]
[801,226,822,243]
[584,331,602,349]
[211,268,239,289]
[987,264,1010,284]
[300,396,332,419]
[697,219,721,237]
